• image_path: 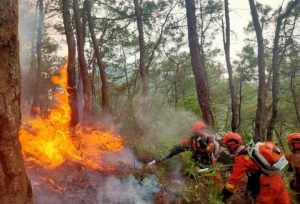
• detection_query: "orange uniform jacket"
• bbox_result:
[286,152,300,202]
[226,154,291,204]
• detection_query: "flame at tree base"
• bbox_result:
[19,64,124,171]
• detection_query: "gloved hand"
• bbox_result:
[197,168,210,173]
[287,164,293,172]
[206,143,215,153]
[147,160,157,166]
[222,188,233,203]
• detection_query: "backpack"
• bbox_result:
[248,142,288,174]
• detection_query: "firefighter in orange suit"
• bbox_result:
[222,132,291,204]
[286,133,300,202]
[148,121,220,168]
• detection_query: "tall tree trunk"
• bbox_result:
[249,0,267,141]
[239,76,243,130]
[0,1,33,203]
[266,0,300,140]
[223,0,240,132]
[84,0,111,114]
[62,0,79,127]
[185,0,214,126]
[121,45,131,98]
[73,0,93,115]
[29,2,38,103]
[91,64,97,108]
[31,0,44,116]
[174,63,180,108]
[133,0,148,95]
[291,70,300,128]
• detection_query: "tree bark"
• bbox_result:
[266,0,300,140]
[291,70,300,128]
[249,0,267,141]
[174,63,180,108]
[31,0,44,116]
[73,0,93,114]
[133,0,148,95]
[185,0,214,126]
[28,2,38,105]
[223,0,240,132]
[239,75,243,130]
[84,0,111,114]
[62,0,79,127]
[0,0,33,203]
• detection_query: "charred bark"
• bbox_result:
[84,0,111,114]
[133,0,148,95]
[31,0,44,116]
[185,0,214,126]
[249,0,267,141]
[73,0,93,114]
[223,0,240,132]
[0,0,33,203]
[62,0,79,127]
[266,0,300,140]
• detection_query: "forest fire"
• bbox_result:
[19,64,124,171]
[18,64,160,204]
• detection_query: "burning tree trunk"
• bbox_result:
[0,1,33,203]
[266,0,300,140]
[73,0,93,115]
[84,0,111,114]
[62,0,79,127]
[222,0,240,132]
[249,0,267,141]
[31,0,44,116]
[185,0,214,126]
[133,0,148,95]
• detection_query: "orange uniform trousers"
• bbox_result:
[255,174,290,204]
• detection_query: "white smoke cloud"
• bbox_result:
[27,147,160,204]
[19,0,36,71]
[97,175,160,204]
[29,168,160,204]
[103,148,143,169]
[130,94,198,155]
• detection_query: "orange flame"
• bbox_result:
[19,64,123,171]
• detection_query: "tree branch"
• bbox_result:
[145,2,176,70]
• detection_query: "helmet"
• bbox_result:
[223,132,242,145]
[192,121,206,133]
[287,133,300,151]
[249,142,288,173]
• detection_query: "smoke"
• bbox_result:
[26,145,160,204]
[19,0,37,116]
[97,175,160,204]
[19,0,36,70]
[129,94,198,156]
[114,93,199,202]
[103,148,143,169]
[29,166,160,204]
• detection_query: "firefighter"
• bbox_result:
[286,133,300,202]
[222,132,291,204]
[148,121,220,168]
